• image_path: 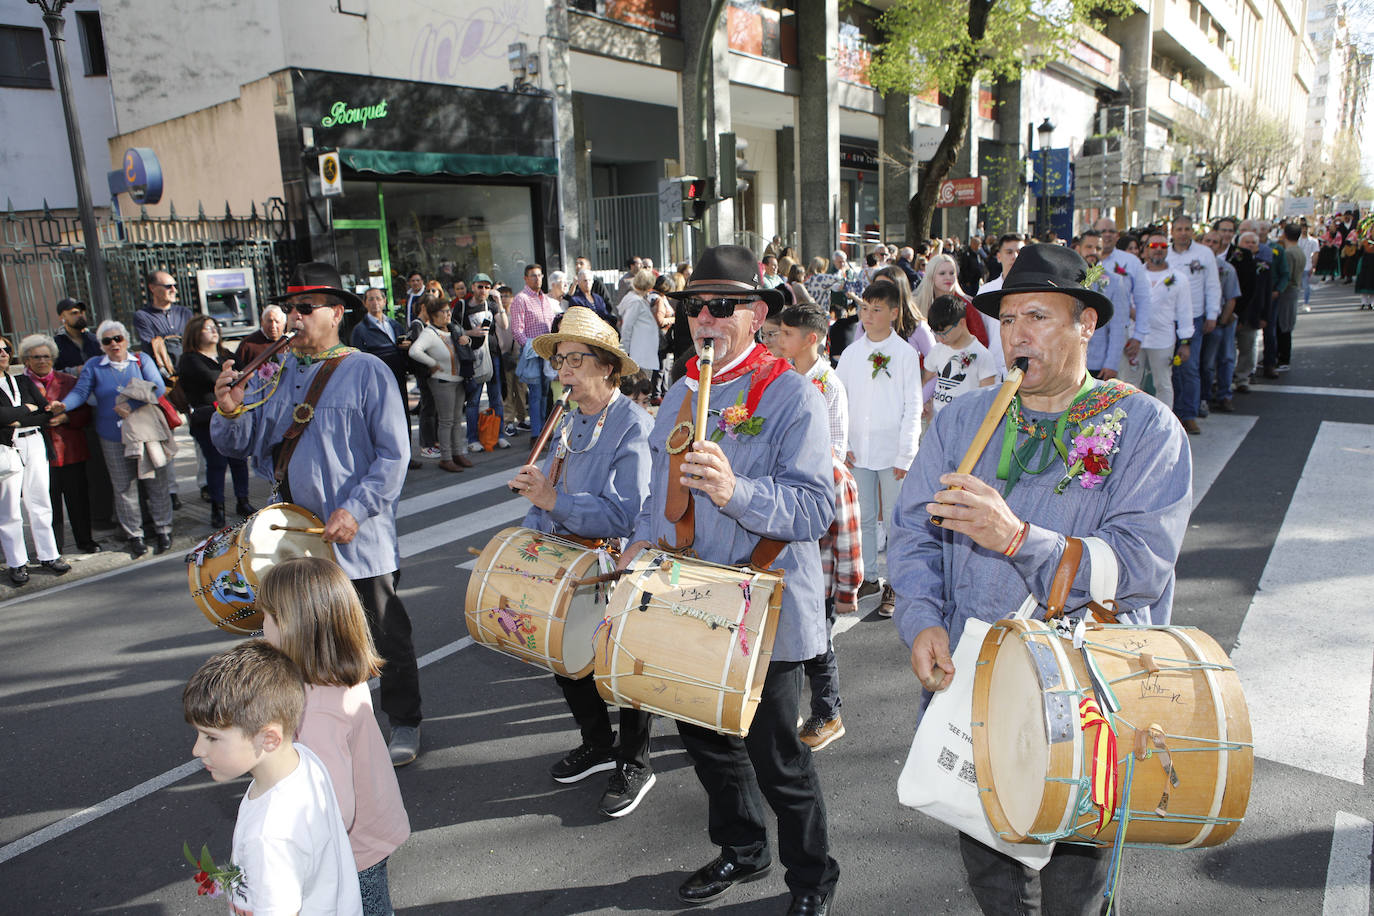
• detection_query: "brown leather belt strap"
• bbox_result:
[663,393,695,550]
[1044,536,1083,621]
[273,354,349,492]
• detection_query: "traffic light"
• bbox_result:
[683,176,711,222]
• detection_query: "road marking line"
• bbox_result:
[1233,422,1374,785]
[399,499,527,558]
[1188,414,1256,510]
[1324,811,1373,916]
[1251,385,1374,399]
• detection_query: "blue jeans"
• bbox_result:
[189,423,249,504]
[1202,319,1237,402]
[527,373,551,437]
[464,368,504,444]
[1302,269,1312,305]
[1171,314,1206,420]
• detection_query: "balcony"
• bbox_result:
[1151,0,1242,89]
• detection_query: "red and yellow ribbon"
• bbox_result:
[1079,696,1119,835]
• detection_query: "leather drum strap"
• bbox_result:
[273,355,349,496]
[1044,536,1084,621]
[663,394,696,551]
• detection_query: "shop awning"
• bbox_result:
[339,148,557,178]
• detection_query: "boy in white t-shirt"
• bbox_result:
[835,278,922,617]
[921,294,996,414]
[184,641,363,916]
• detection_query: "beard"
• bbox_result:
[69,315,89,331]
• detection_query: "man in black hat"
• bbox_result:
[888,244,1193,913]
[211,261,425,765]
[621,244,840,915]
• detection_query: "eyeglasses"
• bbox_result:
[681,297,752,319]
[282,300,339,316]
[153,283,177,290]
[548,351,598,370]
[25,353,52,359]
[1146,242,1169,249]
[931,326,955,338]
[101,335,125,345]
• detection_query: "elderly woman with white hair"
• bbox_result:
[616,268,661,384]
[0,334,69,584]
[51,320,172,558]
[20,333,98,558]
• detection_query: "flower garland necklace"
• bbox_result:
[996,377,1134,495]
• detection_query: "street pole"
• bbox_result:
[692,0,729,248]
[30,0,112,321]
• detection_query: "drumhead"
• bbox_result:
[243,504,335,577]
[562,586,603,675]
[986,632,1051,836]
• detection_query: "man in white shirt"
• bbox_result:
[968,233,1025,378]
[1164,215,1219,430]
[1093,218,1150,331]
[1297,221,1319,311]
[1118,232,1194,419]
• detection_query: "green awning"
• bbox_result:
[339,148,557,178]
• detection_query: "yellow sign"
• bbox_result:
[318,152,343,198]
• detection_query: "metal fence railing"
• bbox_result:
[590,193,664,277]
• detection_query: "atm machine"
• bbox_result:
[196,267,260,337]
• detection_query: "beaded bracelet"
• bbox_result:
[214,401,246,419]
[1003,520,1029,557]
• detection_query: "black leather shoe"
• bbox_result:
[678,855,772,905]
[154,533,172,554]
[235,499,255,517]
[129,537,147,559]
[210,503,226,529]
[200,485,212,503]
[786,892,832,915]
[76,542,102,554]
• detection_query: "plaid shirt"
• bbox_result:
[820,456,863,604]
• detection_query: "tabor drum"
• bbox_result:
[971,619,1253,849]
[186,503,335,634]
[594,551,783,737]
[464,527,612,678]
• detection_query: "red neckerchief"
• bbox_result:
[25,369,56,397]
[684,343,791,417]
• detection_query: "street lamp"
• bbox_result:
[28,0,112,321]
[1037,118,1055,240]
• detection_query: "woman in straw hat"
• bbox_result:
[508,306,658,819]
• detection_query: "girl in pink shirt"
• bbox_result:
[261,557,411,916]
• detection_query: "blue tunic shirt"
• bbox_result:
[890,380,1192,656]
[210,350,411,580]
[61,353,166,442]
[631,366,835,662]
[521,393,652,540]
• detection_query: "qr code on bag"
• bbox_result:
[959,759,977,786]
[937,747,957,772]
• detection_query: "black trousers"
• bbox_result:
[49,462,93,551]
[554,673,653,769]
[678,660,839,897]
[958,833,1114,916]
[83,426,115,529]
[353,571,422,728]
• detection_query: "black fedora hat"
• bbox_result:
[971,244,1112,326]
[270,261,364,315]
[667,244,784,309]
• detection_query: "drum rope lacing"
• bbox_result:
[187,520,263,630]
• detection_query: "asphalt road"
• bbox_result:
[1,279,1371,915]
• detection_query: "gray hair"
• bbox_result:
[96,320,128,341]
[548,270,568,287]
[577,268,594,283]
[1237,231,1259,245]
[18,333,58,359]
[632,268,655,292]
[261,304,286,320]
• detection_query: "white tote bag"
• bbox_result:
[896,612,1054,869]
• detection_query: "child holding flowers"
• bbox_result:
[259,557,411,916]
[836,279,923,617]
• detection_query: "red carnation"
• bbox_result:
[1083,453,1109,475]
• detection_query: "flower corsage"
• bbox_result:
[183,841,244,899]
[956,351,978,371]
[710,392,766,441]
[868,351,892,379]
[1054,408,1126,493]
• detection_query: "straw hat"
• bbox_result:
[533,306,639,377]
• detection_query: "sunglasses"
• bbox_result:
[282,300,339,316]
[153,283,177,290]
[681,297,752,319]
[101,335,126,345]
[0,347,10,355]
[548,351,597,370]
[1146,242,1169,249]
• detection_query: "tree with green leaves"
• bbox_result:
[868,0,1130,241]
[1179,95,1299,219]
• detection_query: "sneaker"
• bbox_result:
[8,565,29,585]
[504,421,518,436]
[419,446,441,459]
[517,419,532,431]
[1276,364,1291,373]
[40,557,72,575]
[497,437,512,449]
[857,578,881,600]
[550,742,616,784]
[1197,401,1209,418]
[467,441,484,454]
[877,583,895,617]
[388,725,421,767]
[598,764,657,818]
[799,714,846,751]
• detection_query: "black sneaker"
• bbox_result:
[598,764,656,818]
[857,578,881,600]
[40,557,71,575]
[550,742,616,784]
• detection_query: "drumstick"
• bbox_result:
[693,339,714,444]
[510,388,573,495]
[931,356,1029,526]
[467,546,483,557]
[269,524,325,535]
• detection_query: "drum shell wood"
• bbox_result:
[593,552,783,737]
[186,503,335,634]
[464,527,607,678]
[971,619,1252,849]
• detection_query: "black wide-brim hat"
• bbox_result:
[971,244,1113,326]
[666,244,785,310]
[270,261,364,315]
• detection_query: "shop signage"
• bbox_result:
[318,152,343,197]
[321,99,390,129]
[840,144,878,171]
[1282,197,1315,217]
[936,177,985,208]
[914,126,944,162]
[120,147,163,205]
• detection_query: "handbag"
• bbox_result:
[477,408,501,451]
[157,394,183,430]
[516,339,545,385]
[0,443,21,481]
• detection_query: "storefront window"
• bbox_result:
[334,180,537,294]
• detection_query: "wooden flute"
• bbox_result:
[228,329,297,387]
[693,339,714,444]
[510,388,573,494]
[930,355,1030,526]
